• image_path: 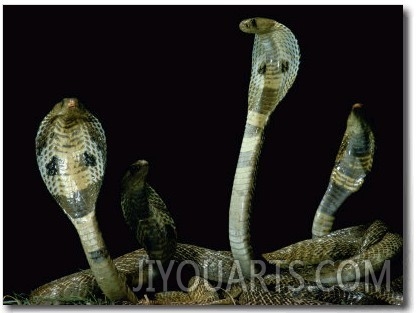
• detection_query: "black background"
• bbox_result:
[4,5,403,296]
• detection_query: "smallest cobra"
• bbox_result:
[312,103,375,237]
[35,98,138,303]
[120,160,177,282]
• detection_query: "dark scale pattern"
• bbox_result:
[45,155,59,176]
[121,160,177,267]
[257,63,266,75]
[280,59,289,73]
[89,248,109,263]
[83,152,97,167]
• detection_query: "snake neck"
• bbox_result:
[121,184,149,234]
[71,211,138,303]
[229,117,265,278]
[123,183,177,263]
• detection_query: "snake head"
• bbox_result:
[127,160,149,177]
[337,103,375,166]
[50,98,87,118]
[121,160,149,192]
[347,103,372,135]
[239,17,276,35]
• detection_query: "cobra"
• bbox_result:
[35,98,139,303]
[311,103,375,237]
[228,17,300,277]
[31,17,402,305]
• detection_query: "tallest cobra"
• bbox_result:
[229,18,300,277]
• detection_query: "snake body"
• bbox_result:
[120,159,177,284]
[30,221,402,304]
[229,17,300,277]
[312,103,375,237]
[30,18,402,305]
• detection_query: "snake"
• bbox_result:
[31,17,402,305]
[229,17,300,277]
[311,103,375,238]
[35,98,138,304]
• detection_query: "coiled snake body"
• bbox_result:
[31,18,402,305]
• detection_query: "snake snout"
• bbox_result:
[132,159,149,167]
[239,19,254,33]
[351,103,366,119]
[54,98,86,116]
[347,103,372,135]
[64,98,79,109]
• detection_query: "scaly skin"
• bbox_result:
[312,103,375,238]
[229,17,300,277]
[35,98,138,303]
[120,160,177,286]
[30,19,402,305]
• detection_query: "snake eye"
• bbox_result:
[128,165,140,175]
[251,18,257,28]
